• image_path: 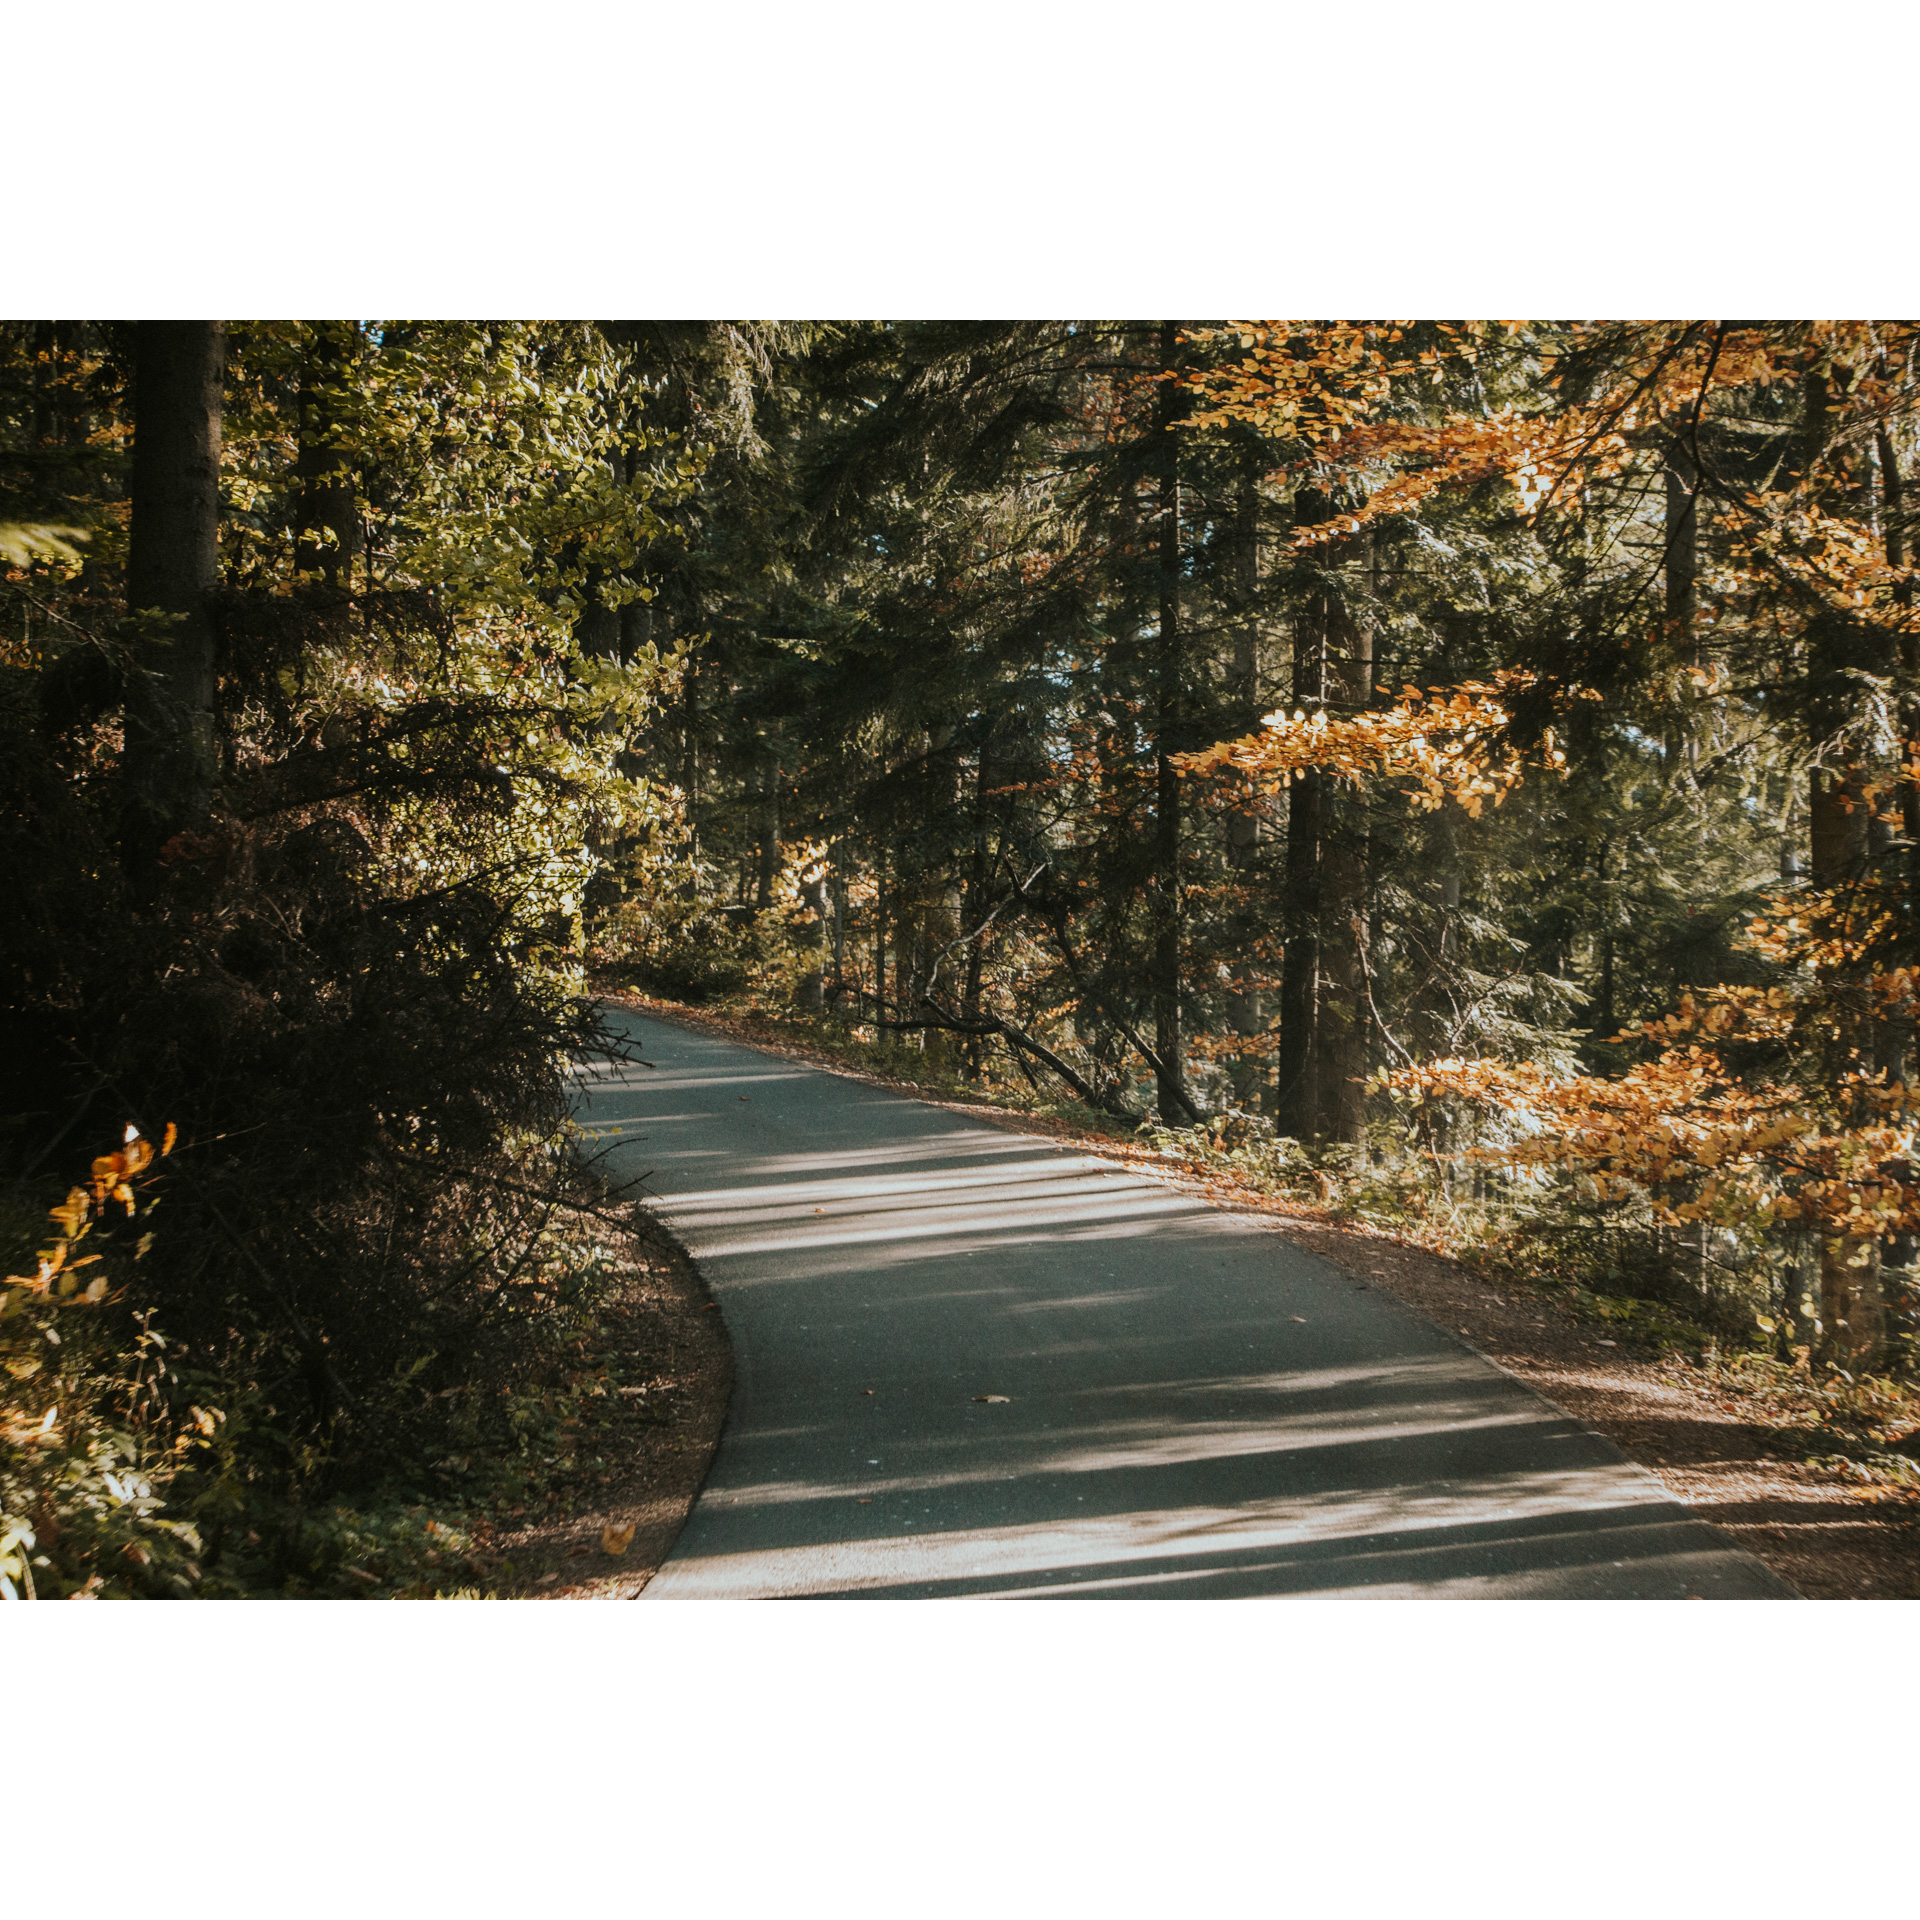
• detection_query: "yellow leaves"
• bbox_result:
[48,1189,89,1239]
[10,1121,175,1301]
[5,1244,62,1294]
[600,1522,636,1556]
[1388,1009,1918,1243]
[1174,672,1563,817]
[91,1128,153,1207]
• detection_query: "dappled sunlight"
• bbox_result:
[587,1069,813,1098]
[1006,1289,1157,1315]
[584,1011,1793,1599]
[690,1131,1069,1181]
[690,1189,1201,1262]
[657,1153,1131,1212]
[694,1402,1589,1511]
[607,1109,1220,1267]
[662,1464,1708,1600]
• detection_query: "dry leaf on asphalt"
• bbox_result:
[973,1394,1010,1403]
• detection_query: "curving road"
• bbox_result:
[581,1008,1796,1600]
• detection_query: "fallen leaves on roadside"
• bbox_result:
[601,1522,636,1555]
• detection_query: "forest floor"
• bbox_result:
[599,990,1920,1602]
[487,1204,732,1599]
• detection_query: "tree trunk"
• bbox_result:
[1223,451,1267,1111]
[753,744,780,913]
[121,321,226,895]
[960,731,994,1075]
[796,875,827,1010]
[1276,578,1324,1142]
[1316,582,1372,1149]
[1278,482,1368,1142]
[873,845,888,1019]
[1809,766,1883,1366]
[1151,322,1195,1122]
[830,839,848,1007]
[293,322,360,590]
[1803,367,1885,1367]
[1876,426,1917,1288]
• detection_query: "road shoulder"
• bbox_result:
[492,1201,733,1599]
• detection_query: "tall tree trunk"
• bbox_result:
[1880,425,1919,865]
[1316,581,1372,1149]
[796,873,827,1010]
[121,321,226,895]
[873,843,888,1018]
[830,838,848,1007]
[753,743,780,913]
[1151,322,1196,1121]
[1802,365,1885,1367]
[960,730,995,1075]
[1876,427,1917,1291]
[1276,610,1323,1141]
[1277,484,1373,1147]
[1223,450,1267,1111]
[913,726,963,1071]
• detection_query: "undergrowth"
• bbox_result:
[2,1121,654,1599]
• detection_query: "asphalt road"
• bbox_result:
[580,1008,1798,1600]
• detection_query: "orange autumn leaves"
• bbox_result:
[1385,973,1920,1243]
[1179,321,1920,630]
[1173,672,1565,817]
[6,1122,175,1298]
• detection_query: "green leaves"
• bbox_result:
[0,521,86,568]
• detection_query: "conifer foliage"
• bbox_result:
[609,319,1920,1375]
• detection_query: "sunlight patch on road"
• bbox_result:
[656,1461,1669,1599]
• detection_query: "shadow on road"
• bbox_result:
[582,1023,1797,1600]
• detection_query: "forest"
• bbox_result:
[6,318,1919,1599]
